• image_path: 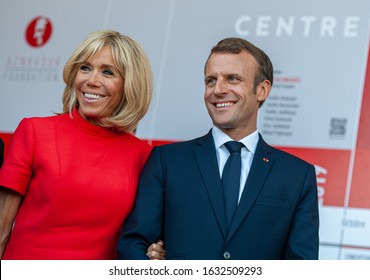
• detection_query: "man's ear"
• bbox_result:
[256,80,271,102]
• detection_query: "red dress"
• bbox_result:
[0,109,151,259]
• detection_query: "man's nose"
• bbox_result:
[214,80,227,95]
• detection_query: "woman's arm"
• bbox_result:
[0,187,22,258]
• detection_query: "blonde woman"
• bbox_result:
[0,30,153,259]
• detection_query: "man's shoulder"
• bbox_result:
[153,133,210,153]
[269,145,313,168]
[156,136,202,149]
[258,136,313,168]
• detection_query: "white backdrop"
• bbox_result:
[1,0,370,259]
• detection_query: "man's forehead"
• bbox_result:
[206,52,258,73]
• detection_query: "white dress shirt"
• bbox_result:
[212,126,259,203]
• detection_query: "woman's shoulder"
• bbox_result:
[15,114,70,136]
[15,114,63,131]
[19,113,64,124]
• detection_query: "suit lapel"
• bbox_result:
[227,135,274,240]
[193,131,228,238]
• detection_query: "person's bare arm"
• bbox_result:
[0,187,22,258]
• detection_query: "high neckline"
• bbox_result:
[69,107,124,137]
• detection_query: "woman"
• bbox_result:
[0,30,153,259]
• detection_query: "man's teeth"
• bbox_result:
[216,102,234,108]
[84,93,103,100]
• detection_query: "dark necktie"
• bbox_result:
[222,141,244,229]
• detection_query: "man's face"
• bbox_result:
[204,51,269,139]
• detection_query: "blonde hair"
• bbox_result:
[62,30,153,132]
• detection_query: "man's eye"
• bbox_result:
[206,78,216,85]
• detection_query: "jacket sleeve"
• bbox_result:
[284,164,319,259]
[117,146,165,260]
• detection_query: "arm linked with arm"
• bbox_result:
[117,147,166,260]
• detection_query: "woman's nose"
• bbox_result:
[87,71,101,86]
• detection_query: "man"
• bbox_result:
[118,37,319,260]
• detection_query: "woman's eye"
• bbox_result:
[79,65,90,71]
[103,69,114,75]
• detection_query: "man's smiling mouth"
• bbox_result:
[215,102,235,108]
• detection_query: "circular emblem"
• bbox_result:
[25,16,53,48]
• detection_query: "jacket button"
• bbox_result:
[223,251,231,259]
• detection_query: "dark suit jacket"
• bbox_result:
[118,131,319,260]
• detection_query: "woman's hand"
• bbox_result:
[146,240,165,260]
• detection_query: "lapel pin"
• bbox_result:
[263,157,269,163]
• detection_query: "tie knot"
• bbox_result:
[224,141,244,153]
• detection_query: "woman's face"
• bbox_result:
[75,45,124,123]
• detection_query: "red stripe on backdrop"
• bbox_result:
[0,131,356,209]
[349,45,370,208]
[276,147,350,207]
[0,132,358,209]
[147,139,175,146]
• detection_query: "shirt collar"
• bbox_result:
[211,125,259,155]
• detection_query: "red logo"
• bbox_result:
[25,16,53,48]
